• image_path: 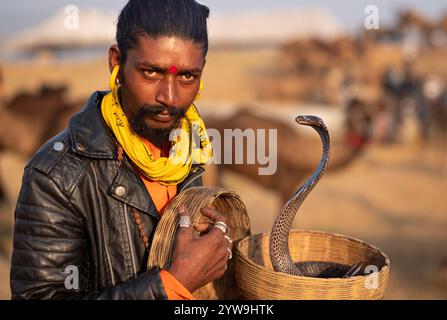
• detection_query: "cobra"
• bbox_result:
[269,115,363,278]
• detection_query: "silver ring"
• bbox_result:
[179,216,192,228]
[227,248,232,260]
[212,221,228,234]
[224,235,233,244]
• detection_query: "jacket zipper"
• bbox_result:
[124,205,138,279]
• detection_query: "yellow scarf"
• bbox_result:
[101,66,212,186]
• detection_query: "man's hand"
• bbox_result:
[166,205,232,293]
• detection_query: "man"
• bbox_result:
[10,0,232,300]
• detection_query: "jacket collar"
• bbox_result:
[69,91,118,160]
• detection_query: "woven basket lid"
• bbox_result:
[148,186,251,299]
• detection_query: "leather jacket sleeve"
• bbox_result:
[10,167,167,300]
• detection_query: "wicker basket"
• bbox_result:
[148,186,251,300]
[235,230,390,300]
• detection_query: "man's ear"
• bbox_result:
[108,45,121,73]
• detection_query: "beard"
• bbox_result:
[129,105,187,148]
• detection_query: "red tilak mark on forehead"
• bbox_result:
[167,65,178,74]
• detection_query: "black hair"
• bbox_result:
[116,0,210,65]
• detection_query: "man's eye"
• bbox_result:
[180,73,195,82]
[142,70,161,79]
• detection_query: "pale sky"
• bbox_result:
[0,0,446,41]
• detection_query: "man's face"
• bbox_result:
[111,35,205,146]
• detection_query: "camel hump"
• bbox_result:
[26,130,87,198]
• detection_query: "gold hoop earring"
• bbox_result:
[110,65,120,90]
[195,79,204,101]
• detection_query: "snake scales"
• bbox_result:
[269,115,363,278]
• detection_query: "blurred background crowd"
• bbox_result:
[0,0,446,299]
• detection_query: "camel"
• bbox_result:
[0,85,83,157]
[0,85,84,203]
[397,9,435,35]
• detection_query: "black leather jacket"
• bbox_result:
[10,91,204,300]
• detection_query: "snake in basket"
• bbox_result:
[269,115,364,278]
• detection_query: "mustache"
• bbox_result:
[129,105,186,147]
[135,105,186,118]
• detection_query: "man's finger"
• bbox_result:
[200,207,227,224]
[178,205,194,237]
[194,223,213,234]
[201,207,230,237]
[224,235,233,249]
